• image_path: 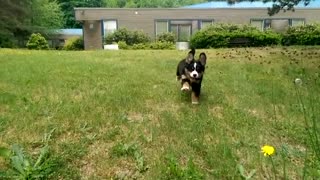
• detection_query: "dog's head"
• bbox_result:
[185,52,207,79]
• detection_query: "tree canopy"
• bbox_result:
[0,0,64,47]
[227,0,312,16]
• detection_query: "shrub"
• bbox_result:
[0,34,16,48]
[118,41,129,49]
[282,24,320,45]
[105,28,151,45]
[26,33,49,50]
[149,41,175,50]
[132,43,148,50]
[156,32,176,43]
[63,37,84,50]
[190,23,281,48]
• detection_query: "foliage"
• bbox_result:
[190,23,281,48]
[149,41,175,49]
[117,41,175,50]
[157,32,176,43]
[228,0,312,16]
[0,0,31,47]
[0,144,56,179]
[31,0,64,31]
[105,28,151,45]
[282,24,320,46]
[117,41,129,49]
[63,37,84,50]
[26,33,49,50]
[57,0,106,28]
[0,0,63,48]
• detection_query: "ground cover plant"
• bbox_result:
[0,47,319,179]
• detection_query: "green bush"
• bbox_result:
[26,33,49,50]
[132,43,148,50]
[156,32,176,43]
[282,24,320,45]
[117,41,129,49]
[149,41,175,49]
[63,37,84,50]
[105,28,150,45]
[0,34,16,48]
[190,23,281,48]
[117,41,174,50]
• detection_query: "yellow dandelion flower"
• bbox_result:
[261,145,275,156]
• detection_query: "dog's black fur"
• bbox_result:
[176,48,207,104]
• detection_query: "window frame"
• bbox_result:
[199,19,214,29]
[250,18,306,31]
[102,19,118,37]
[155,20,169,37]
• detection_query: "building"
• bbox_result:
[48,29,83,49]
[74,1,320,50]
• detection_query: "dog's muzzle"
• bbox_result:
[190,71,199,78]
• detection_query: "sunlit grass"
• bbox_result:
[0,47,319,179]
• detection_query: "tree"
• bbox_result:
[32,0,64,31]
[0,0,64,47]
[0,0,31,47]
[57,0,106,28]
[227,0,312,16]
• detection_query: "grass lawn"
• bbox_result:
[0,47,319,179]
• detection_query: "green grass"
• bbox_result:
[0,47,319,179]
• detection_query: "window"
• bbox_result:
[270,19,289,32]
[200,20,214,29]
[103,20,117,37]
[250,19,263,31]
[155,21,169,36]
[171,24,191,42]
[291,19,305,27]
[264,19,272,29]
[251,18,305,31]
[170,21,192,42]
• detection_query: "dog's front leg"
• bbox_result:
[181,76,190,91]
[191,84,201,104]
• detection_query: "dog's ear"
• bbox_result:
[199,52,207,66]
[186,49,195,63]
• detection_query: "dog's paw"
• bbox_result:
[192,101,199,105]
[181,86,190,92]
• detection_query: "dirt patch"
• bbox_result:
[209,106,224,119]
[80,141,112,177]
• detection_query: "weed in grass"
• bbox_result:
[0,144,57,179]
[111,142,148,173]
[237,164,256,180]
[161,154,203,180]
[294,77,320,179]
[103,126,121,141]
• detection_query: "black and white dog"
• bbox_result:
[176,49,207,104]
